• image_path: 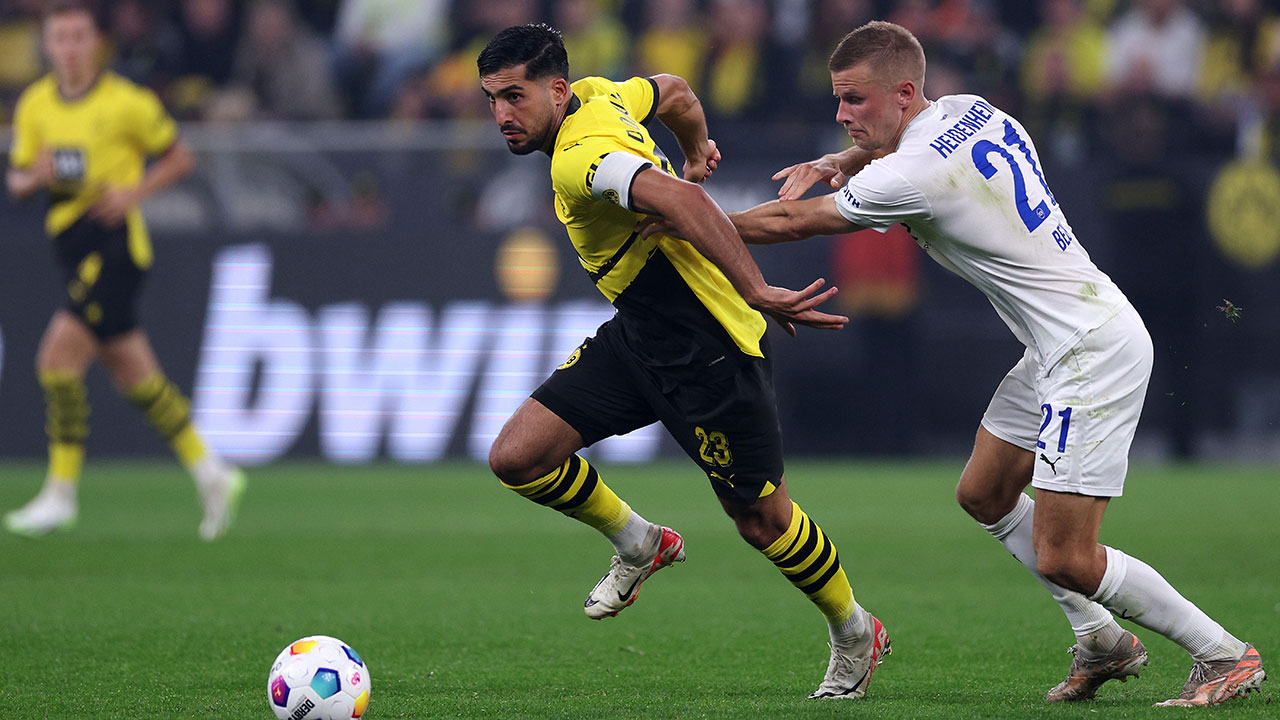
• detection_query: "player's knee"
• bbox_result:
[955,479,1003,524]
[487,440,526,485]
[727,508,789,549]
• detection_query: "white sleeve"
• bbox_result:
[589,151,653,211]
[833,161,930,233]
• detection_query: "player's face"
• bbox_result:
[831,63,908,152]
[481,66,561,156]
[43,11,101,83]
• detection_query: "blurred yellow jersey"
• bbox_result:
[550,76,766,358]
[9,71,179,266]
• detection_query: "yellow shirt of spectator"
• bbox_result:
[551,76,766,359]
[9,71,178,268]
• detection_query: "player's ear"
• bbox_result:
[550,77,570,103]
[897,79,919,108]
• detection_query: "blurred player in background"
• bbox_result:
[478,24,891,700]
[4,1,244,541]
[706,20,1265,707]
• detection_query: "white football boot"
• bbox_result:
[3,480,78,537]
[809,609,892,699]
[192,455,246,541]
[584,525,685,619]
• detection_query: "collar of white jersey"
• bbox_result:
[897,100,940,148]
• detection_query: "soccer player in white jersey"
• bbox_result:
[651,20,1267,707]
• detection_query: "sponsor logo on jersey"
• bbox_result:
[841,186,861,208]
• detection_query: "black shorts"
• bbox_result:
[532,318,784,505]
[53,217,148,340]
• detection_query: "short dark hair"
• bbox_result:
[477,23,569,81]
[828,21,925,87]
[43,0,99,27]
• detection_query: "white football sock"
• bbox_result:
[830,602,868,647]
[1091,545,1246,662]
[982,493,1119,650]
[608,510,655,565]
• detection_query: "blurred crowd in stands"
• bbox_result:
[0,0,1277,159]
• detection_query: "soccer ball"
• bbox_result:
[268,635,371,720]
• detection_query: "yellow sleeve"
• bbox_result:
[125,85,179,156]
[9,88,41,169]
[574,76,658,125]
[613,76,659,125]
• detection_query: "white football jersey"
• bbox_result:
[834,94,1130,370]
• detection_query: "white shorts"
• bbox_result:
[981,305,1153,497]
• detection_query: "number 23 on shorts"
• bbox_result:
[695,426,732,467]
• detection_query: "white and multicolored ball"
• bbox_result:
[268,635,370,720]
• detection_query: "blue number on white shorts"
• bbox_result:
[1037,404,1072,453]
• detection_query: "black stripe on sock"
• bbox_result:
[552,465,599,511]
[525,460,572,501]
[527,456,583,502]
[774,512,808,560]
[786,533,833,585]
[774,516,818,570]
[799,552,843,596]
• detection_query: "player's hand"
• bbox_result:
[88,186,139,228]
[636,215,679,241]
[773,156,846,201]
[746,278,848,336]
[683,139,720,184]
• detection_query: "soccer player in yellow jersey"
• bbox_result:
[4,1,244,541]
[478,24,890,699]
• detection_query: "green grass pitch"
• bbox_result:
[0,459,1275,718]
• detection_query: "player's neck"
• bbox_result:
[887,96,932,153]
[57,69,100,101]
[541,93,580,156]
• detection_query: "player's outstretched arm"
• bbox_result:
[650,74,719,183]
[730,195,860,245]
[774,147,879,200]
[631,167,847,335]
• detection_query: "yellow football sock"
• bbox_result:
[124,372,208,469]
[502,454,631,536]
[39,369,89,484]
[763,501,856,625]
[49,443,85,484]
[170,424,209,468]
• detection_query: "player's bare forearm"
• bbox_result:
[731,196,857,245]
[134,139,195,203]
[774,148,880,201]
[834,146,878,175]
[6,147,55,200]
[650,74,717,181]
[6,167,43,200]
[642,178,769,303]
[630,168,847,333]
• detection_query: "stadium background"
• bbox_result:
[1,0,1278,465]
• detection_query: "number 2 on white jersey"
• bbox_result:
[971,120,1057,233]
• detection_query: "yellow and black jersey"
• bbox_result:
[550,76,767,365]
[9,71,179,268]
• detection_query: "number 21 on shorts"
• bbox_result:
[1037,404,1072,453]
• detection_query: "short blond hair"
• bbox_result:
[828,21,925,87]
